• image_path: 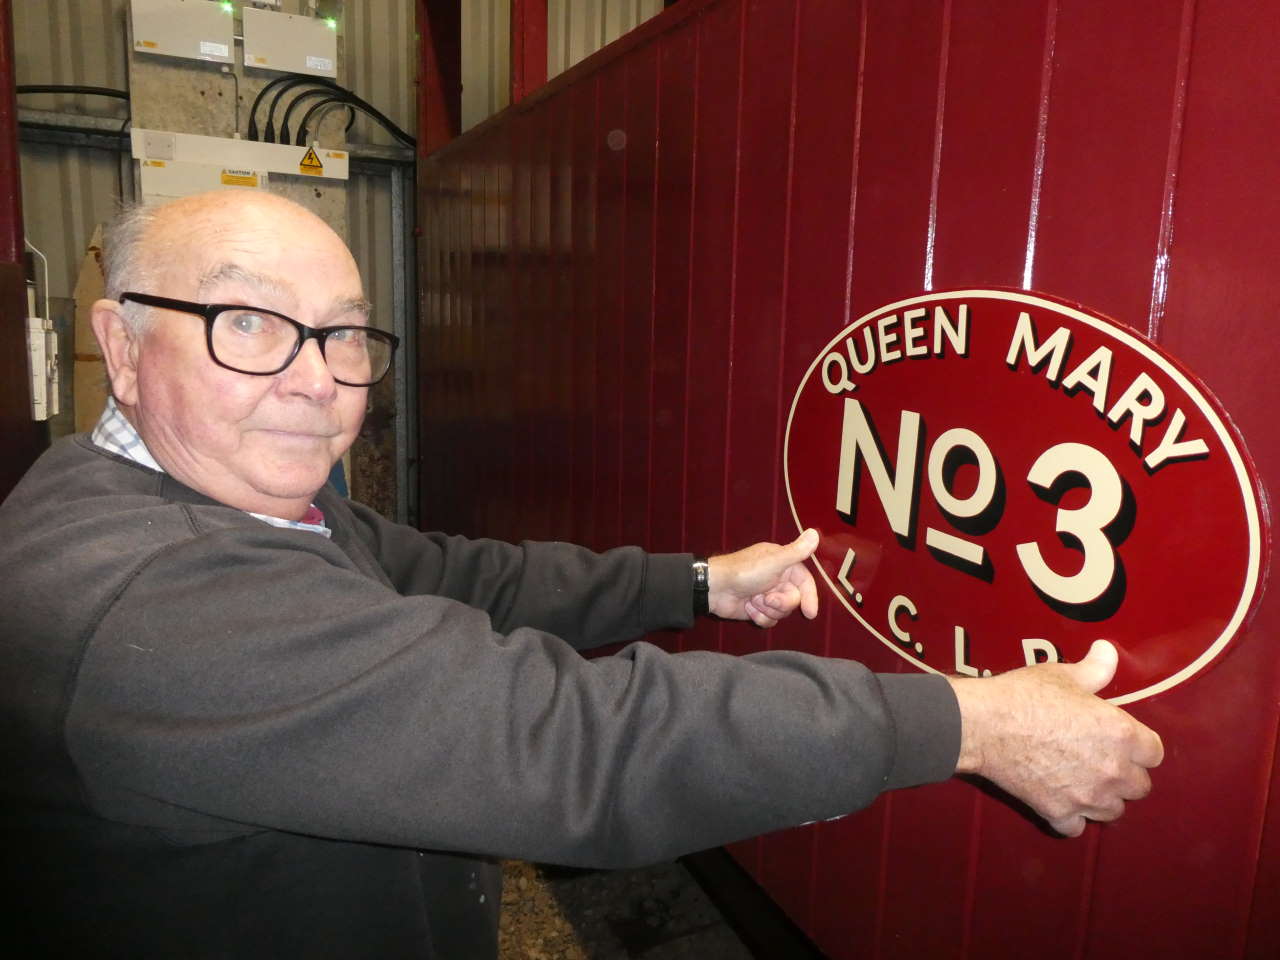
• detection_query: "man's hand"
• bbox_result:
[707,529,821,627]
[949,640,1164,837]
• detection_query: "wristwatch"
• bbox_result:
[692,556,710,617]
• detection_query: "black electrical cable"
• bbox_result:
[17,84,130,101]
[292,95,360,145]
[264,76,338,142]
[247,75,301,140]
[270,77,414,147]
[296,95,414,148]
[330,88,415,147]
[252,73,415,148]
[284,95,357,144]
[279,86,342,143]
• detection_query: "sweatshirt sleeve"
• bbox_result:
[340,497,695,648]
[67,524,959,870]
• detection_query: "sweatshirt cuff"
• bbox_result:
[877,672,962,790]
[642,552,696,632]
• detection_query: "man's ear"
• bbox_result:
[90,299,141,407]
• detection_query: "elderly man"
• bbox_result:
[0,190,1161,958]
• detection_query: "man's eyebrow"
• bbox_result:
[334,295,374,317]
[196,263,294,301]
[198,262,371,319]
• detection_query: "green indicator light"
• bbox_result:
[220,2,233,12]
[326,18,337,30]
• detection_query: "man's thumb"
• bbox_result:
[1063,639,1118,695]
[791,528,819,560]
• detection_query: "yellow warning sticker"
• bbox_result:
[325,151,347,160]
[143,160,166,168]
[299,146,324,176]
[138,40,157,48]
[221,169,259,187]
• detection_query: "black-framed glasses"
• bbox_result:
[119,292,399,387]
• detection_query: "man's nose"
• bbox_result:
[280,338,338,401]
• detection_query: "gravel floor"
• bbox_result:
[498,860,754,960]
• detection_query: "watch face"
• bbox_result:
[693,559,710,588]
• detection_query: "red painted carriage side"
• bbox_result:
[508,109,536,538]
[1091,0,1280,955]
[820,9,987,954]
[415,1,1278,956]
[543,88,574,540]
[1030,0,1187,329]
[682,0,742,658]
[648,26,697,558]
[568,77,600,549]
[523,101,553,543]
[593,59,628,553]
[712,0,800,880]
[764,0,871,942]
[619,45,660,552]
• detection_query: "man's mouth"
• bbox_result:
[258,428,338,441]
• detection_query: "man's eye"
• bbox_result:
[227,312,270,335]
[329,327,367,345]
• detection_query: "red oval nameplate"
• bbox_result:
[784,289,1268,704]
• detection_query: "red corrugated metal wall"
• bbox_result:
[416,1,1280,956]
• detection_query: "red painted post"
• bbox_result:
[416,0,461,155]
[510,0,548,103]
[0,0,23,266]
[0,0,43,500]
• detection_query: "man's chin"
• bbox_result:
[247,459,334,503]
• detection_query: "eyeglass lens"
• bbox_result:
[212,309,392,385]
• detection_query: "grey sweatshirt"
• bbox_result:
[0,435,960,958]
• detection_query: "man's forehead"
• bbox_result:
[196,262,294,300]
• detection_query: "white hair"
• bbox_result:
[101,201,163,335]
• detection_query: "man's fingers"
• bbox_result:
[1060,639,1119,695]
[951,647,1165,839]
[1085,796,1126,823]
[753,586,798,623]
[1133,726,1165,769]
[799,569,819,619]
[788,528,819,564]
[744,598,779,629]
[1050,814,1087,838]
[1119,766,1153,801]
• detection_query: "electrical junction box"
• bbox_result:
[26,316,58,422]
[131,127,348,200]
[132,128,349,179]
[242,7,338,78]
[130,0,235,65]
[137,158,272,201]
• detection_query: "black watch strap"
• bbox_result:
[692,556,710,617]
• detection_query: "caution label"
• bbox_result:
[221,169,260,187]
[299,146,324,176]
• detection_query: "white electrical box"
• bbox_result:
[131,0,235,65]
[27,316,58,422]
[242,7,338,78]
[138,159,272,201]
[132,128,350,181]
